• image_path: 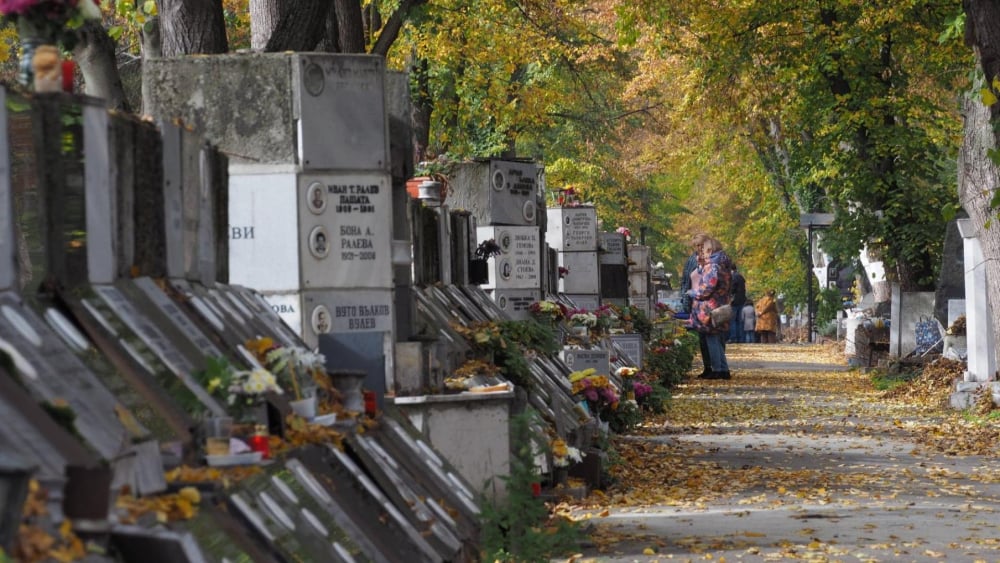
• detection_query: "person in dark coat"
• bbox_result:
[686,237,733,379]
[728,267,747,343]
[680,233,711,377]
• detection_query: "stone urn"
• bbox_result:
[330,369,367,412]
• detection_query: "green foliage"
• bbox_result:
[604,399,643,434]
[637,380,671,414]
[817,320,839,338]
[962,409,1000,424]
[479,411,580,561]
[615,305,653,340]
[816,286,844,327]
[495,320,558,389]
[869,368,919,391]
[456,320,558,389]
[40,401,84,442]
[498,320,560,356]
[645,329,698,388]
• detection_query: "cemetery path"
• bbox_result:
[557,343,1000,562]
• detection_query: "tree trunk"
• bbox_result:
[249,0,281,51]
[139,17,161,116]
[409,54,432,162]
[158,0,228,56]
[73,21,130,111]
[333,0,366,53]
[962,0,1000,374]
[957,81,1000,374]
[263,0,330,52]
[371,0,427,57]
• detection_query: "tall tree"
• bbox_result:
[157,0,228,56]
[960,0,1000,372]
[613,0,965,296]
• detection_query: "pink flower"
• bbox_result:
[0,0,43,15]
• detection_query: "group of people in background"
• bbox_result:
[730,280,780,344]
[680,234,781,380]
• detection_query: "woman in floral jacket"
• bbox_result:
[686,237,733,379]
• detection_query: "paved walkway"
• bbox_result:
[565,343,1000,562]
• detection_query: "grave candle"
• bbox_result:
[248,426,270,459]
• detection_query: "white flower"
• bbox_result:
[233,368,282,395]
[78,0,102,21]
[267,346,326,373]
[297,349,326,371]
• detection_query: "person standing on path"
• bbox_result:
[754,289,780,344]
[728,267,747,343]
[742,299,756,343]
[686,237,733,379]
[681,233,712,377]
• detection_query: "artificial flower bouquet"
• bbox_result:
[550,437,583,468]
[568,309,597,328]
[569,368,620,414]
[615,366,639,379]
[265,345,326,401]
[197,356,280,412]
[529,300,566,323]
[616,226,632,241]
[475,238,502,259]
[226,367,283,406]
[1,0,102,49]
[556,186,579,206]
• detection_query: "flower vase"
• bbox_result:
[289,396,317,420]
[330,369,367,412]
[17,20,55,89]
[233,399,268,434]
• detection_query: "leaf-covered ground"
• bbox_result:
[554,343,1000,562]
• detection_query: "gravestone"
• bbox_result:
[446,159,540,227]
[610,333,644,368]
[560,348,611,376]
[546,206,598,251]
[956,219,997,382]
[934,216,966,325]
[147,54,397,400]
[476,225,542,290]
[564,294,600,312]
[488,288,540,321]
[557,251,600,294]
[888,286,935,358]
[391,391,515,502]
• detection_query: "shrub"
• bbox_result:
[479,411,580,561]
[645,329,698,388]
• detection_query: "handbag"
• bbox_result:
[710,303,733,325]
